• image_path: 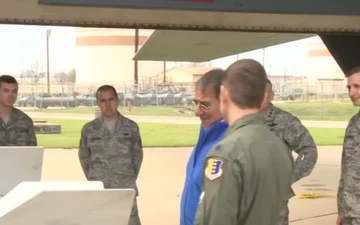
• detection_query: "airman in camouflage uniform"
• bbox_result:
[337,67,360,225]
[260,79,318,225]
[0,75,37,146]
[79,85,143,225]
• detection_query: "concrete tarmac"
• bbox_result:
[41,146,341,225]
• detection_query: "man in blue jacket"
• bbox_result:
[180,69,228,225]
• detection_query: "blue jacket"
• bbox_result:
[180,120,228,225]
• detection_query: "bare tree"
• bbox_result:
[53,71,67,84]
[24,62,45,85]
[67,69,76,83]
[52,69,76,84]
[19,62,45,96]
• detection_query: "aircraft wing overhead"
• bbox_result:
[133,30,314,62]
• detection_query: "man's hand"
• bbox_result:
[336,215,344,225]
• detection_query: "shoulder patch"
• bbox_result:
[205,158,224,180]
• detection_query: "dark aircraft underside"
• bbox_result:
[0,0,359,74]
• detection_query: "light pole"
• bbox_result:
[21,41,25,84]
[134,28,139,85]
[46,29,51,94]
[163,61,166,84]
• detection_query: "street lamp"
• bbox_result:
[46,29,51,94]
[20,41,26,84]
[134,28,139,85]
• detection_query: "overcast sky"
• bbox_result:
[0,24,320,77]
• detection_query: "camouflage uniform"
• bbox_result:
[264,103,318,225]
[0,108,37,146]
[79,113,143,225]
[343,218,360,225]
[337,112,360,224]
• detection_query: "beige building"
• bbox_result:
[75,28,164,89]
[304,38,345,84]
[303,38,346,95]
[148,66,213,85]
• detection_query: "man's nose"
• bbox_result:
[349,88,356,97]
[194,105,204,116]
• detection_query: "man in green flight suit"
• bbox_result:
[195,59,294,225]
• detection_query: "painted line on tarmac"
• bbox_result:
[290,212,337,223]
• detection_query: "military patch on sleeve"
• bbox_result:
[205,158,224,180]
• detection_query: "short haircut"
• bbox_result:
[96,85,118,99]
[345,66,360,78]
[0,75,18,87]
[223,59,267,109]
[195,69,225,100]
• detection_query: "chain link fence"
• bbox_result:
[15,79,352,120]
[271,80,348,102]
[15,81,195,109]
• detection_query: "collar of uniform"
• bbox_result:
[201,119,227,129]
[350,110,360,131]
[101,112,121,121]
[264,103,276,123]
[96,112,119,126]
[225,113,263,137]
[1,107,20,125]
[96,112,125,133]
[200,119,228,134]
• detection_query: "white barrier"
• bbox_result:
[0,181,135,225]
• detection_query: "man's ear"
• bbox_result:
[270,90,274,101]
[220,85,229,104]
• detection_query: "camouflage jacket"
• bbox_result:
[338,111,360,217]
[0,108,37,146]
[264,103,318,197]
[78,113,143,195]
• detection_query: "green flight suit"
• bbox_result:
[195,114,294,225]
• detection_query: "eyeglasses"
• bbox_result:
[192,99,212,110]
